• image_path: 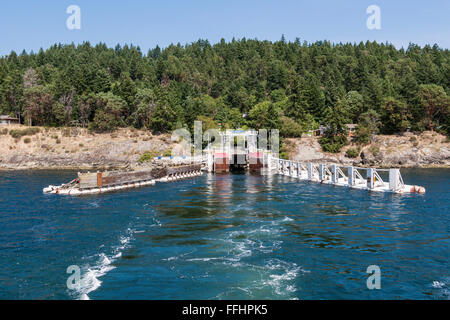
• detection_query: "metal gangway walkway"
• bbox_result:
[268,156,425,194]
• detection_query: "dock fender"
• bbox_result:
[417,186,426,194]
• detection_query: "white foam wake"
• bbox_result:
[72,228,134,300]
[77,253,116,300]
[257,259,308,296]
[432,281,445,289]
[431,277,450,299]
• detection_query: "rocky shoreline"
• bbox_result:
[287,131,450,169]
[0,126,449,170]
[0,126,173,171]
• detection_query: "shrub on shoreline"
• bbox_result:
[163,149,172,157]
[319,135,348,153]
[9,127,40,139]
[138,150,159,163]
[369,145,380,156]
[345,147,360,158]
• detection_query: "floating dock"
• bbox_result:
[43,126,426,196]
[272,158,425,194]
[203,138,425,194]
[43,164,202,195]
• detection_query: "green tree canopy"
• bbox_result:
[0,39,447,138]
[417,84,449,132]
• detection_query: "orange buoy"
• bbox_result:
[410,186,416,193]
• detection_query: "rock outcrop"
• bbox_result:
[288,131,450,168]
[1,125,449,170]
[0,126,173,170]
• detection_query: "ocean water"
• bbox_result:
[0,169,448,300]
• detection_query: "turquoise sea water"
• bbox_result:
[0,169,448,300]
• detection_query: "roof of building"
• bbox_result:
[0,115,19,120]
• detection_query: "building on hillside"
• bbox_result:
[306,124,357,137]
[345,124,357,136]
[0,115,20,125]
[306,125,328,137]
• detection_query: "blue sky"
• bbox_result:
[0,0,448,56]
